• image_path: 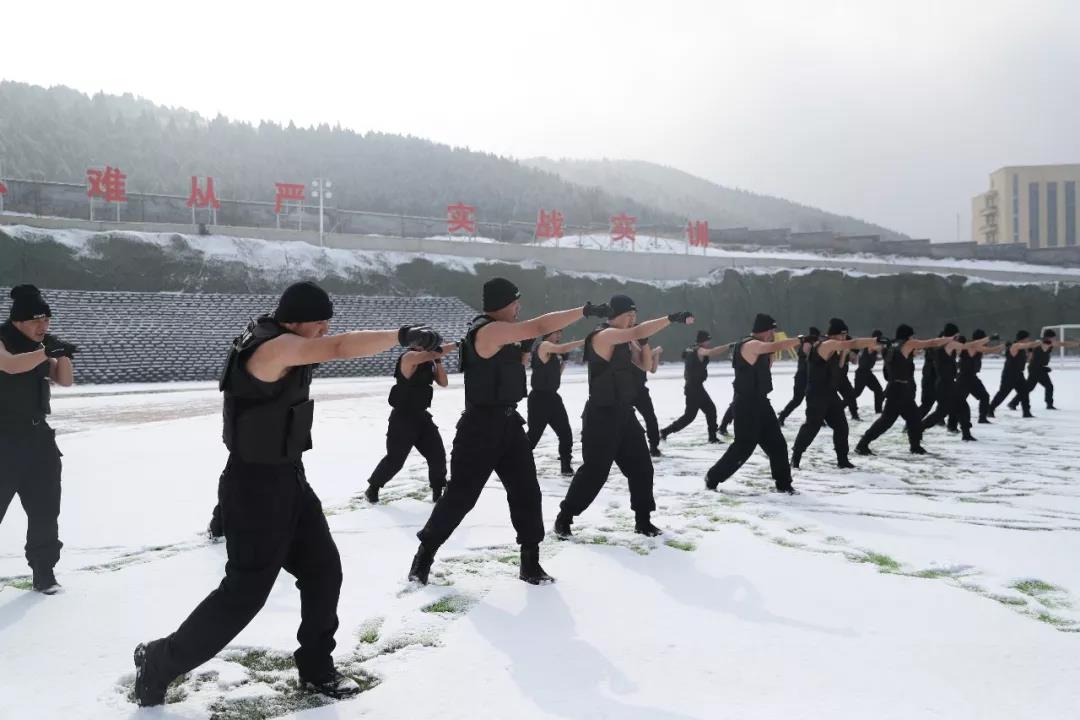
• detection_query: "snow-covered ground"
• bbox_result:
[2,361,1079,719]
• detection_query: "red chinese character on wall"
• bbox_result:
[610,213,637,243]
[274,183,305,214]
[535,209,565,240]
[447,202,477,235]
[186,176,222,210]
[87,166,128,203]
[688,220,709,247]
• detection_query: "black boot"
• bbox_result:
[408,543,436,584]
[719,426,730,437]
[431,484,444,502]
[133,641,170,707]
[708,435,722,444]
[300,669,362,699]
[364,484,379,504]
[978,415,990,424]
[1022,411,1035,418]
[791,450,802,469]
[837,457,856,469]
[32,568,61,595]
[854,441,873,456]
[705,467,722,490]
[519,544,555,585]
[560,459,574,477]
[554,511,573,539]
[650,446,662,458]
[962,430,977,441]
[634,512,662,537]
[910,445,928,455]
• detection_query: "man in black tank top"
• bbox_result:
[364,340,458,504]
[790,318,881,470]
[837,348,862,421]
[631,336,663,456]
[133,282,441,706]
[920,327,991,440]
[705,313,801,493]
[778,325,820,425]
[919,344,938,416]
[1011,329,1077,410]
[0,285,77,596]
[852,329,885,414]
[554,295,693,539]
[954,330,1004,428]
[660,330,729,444]
[990,330,1044,417]
[409,277,610,586]
[526,329,585,476]
[855,324,951,456]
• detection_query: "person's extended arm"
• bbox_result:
[593,312,694,354]
[538,338,585,362]
[401,342,458,375]
[476,304,607,358]
[250,326,436,381]
[740,337,800,365]
[901,336,952,356]
[433,354,449,387]
[701,343,732,359]
[1010,340,1042,356]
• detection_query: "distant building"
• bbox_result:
[972,164,1080,247]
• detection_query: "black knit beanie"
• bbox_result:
[9,285,51,321]
[609,294,637,318]
[696,330,711,344]
[274,281,334,323]
[752,313,777,333]
[483,278,520,312]
[827,317,849,336]
[895,324,915,341]
[941,322,959,337]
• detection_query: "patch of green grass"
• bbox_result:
[588,535,610,545]
[208,691,334,720]
[989,594,1028,607]
[860,552,901,572]
[496,554,520,566]
[772,537,805,549]
[910,569,951,579]
[1012,579,1062,596]
[225,648,295,673]
[664,538,696,552]
[711,515,749,525]
[1033,612,1073,628]
[7,578,33,591]
[421,595,474,614]
[357,618,383,644]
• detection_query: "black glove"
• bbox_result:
[43,334,78,359]
[878,337,894,347]
[667,311,693,324]
[399,325,442,351]
[989,333,1000,342]
[583,301,611,319]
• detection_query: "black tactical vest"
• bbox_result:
[388,352,435,411]
[0,322,51,425]
[682,346,709,385]
[585,325,637,407]
[530,343,562,393]
[1003,344,1027,377]
[1030,345,1050,370]
[857,348,878,373]
[958,350,977,378]
[806,343,841,395]
[886,344,915,383]
[731,339,773,398]
[934,346,957,382]
[220,316,315,464]
[461,315,527,408]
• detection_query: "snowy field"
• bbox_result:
[2,361,1080,719]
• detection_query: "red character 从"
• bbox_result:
[187,176,222,210]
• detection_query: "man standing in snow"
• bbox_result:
[705,313,801,493]
[1009,329,1078,410]
[920,327,991,441]
[408,278,610,586]
[0,285,77,595]
[990,331,1044,418]
[852,330,885,415]
[554,296,694,538]
[955,330,1004,426]
[363,341,458,504]
[134,281,442,706]
[855,324,951,456]
[660,330,727,445]
[631,336,663,457]
[790,318,880,470]
[526,329,585,476]
[777,326,819,426]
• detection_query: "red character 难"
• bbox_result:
[87,166,128,203]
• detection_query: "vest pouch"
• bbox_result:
[285,399,315,459]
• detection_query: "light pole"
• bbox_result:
[312,178,332,247]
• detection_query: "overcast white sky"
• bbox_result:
[3,0,1078,241]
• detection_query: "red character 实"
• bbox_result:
[447,203,477,235]
[610,213,637,243]
[87,166,128,203]
[187,176,222,210]
[274,183,305,214]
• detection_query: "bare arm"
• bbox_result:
[433,356,449,387]
[594,317,673,350]
[49,357,75,387]
[475,307,586,358]
[248,330,400,382]
[902,336,951,356]
[633,341,653,372]
[701,343,732,359]
[650,346,663,372]
[0,345,49,375]
[1010,340,1043,356]
[401,343,458,374]
[740,337,800,364]
[538,338,584,362]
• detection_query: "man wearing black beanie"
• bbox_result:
[919,328,990,441]
[705,313,801,493]
[990,330,1044,417]
[790,318,880,470]
[956,330,1004,426]
[1009,329,1079,411]
[135,281,442,706]
[526,328,586,477]
[852,329,886,415]
[409,277,611,586]
[631,333,664,457]
[856,324,951,456]
[555,297,695,538]
[659,328,729,445]
[1,285,77,596]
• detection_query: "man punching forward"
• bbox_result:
[790,318,880,470]
[526,329,585,476]
[920,329,990,441]
[554,296,694,539]
[1010,329,1078,410]
[409,278,610,586]
[364,341,458,504]
[852,329,885,414]
[855,324,951,456]
[705,313,800,493]
[660,330,729,444]
[990,331,1044,418]
[134,281,441,706]
[777,326,819,425]
[631,337,663,457]
[955,331,1003,427]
